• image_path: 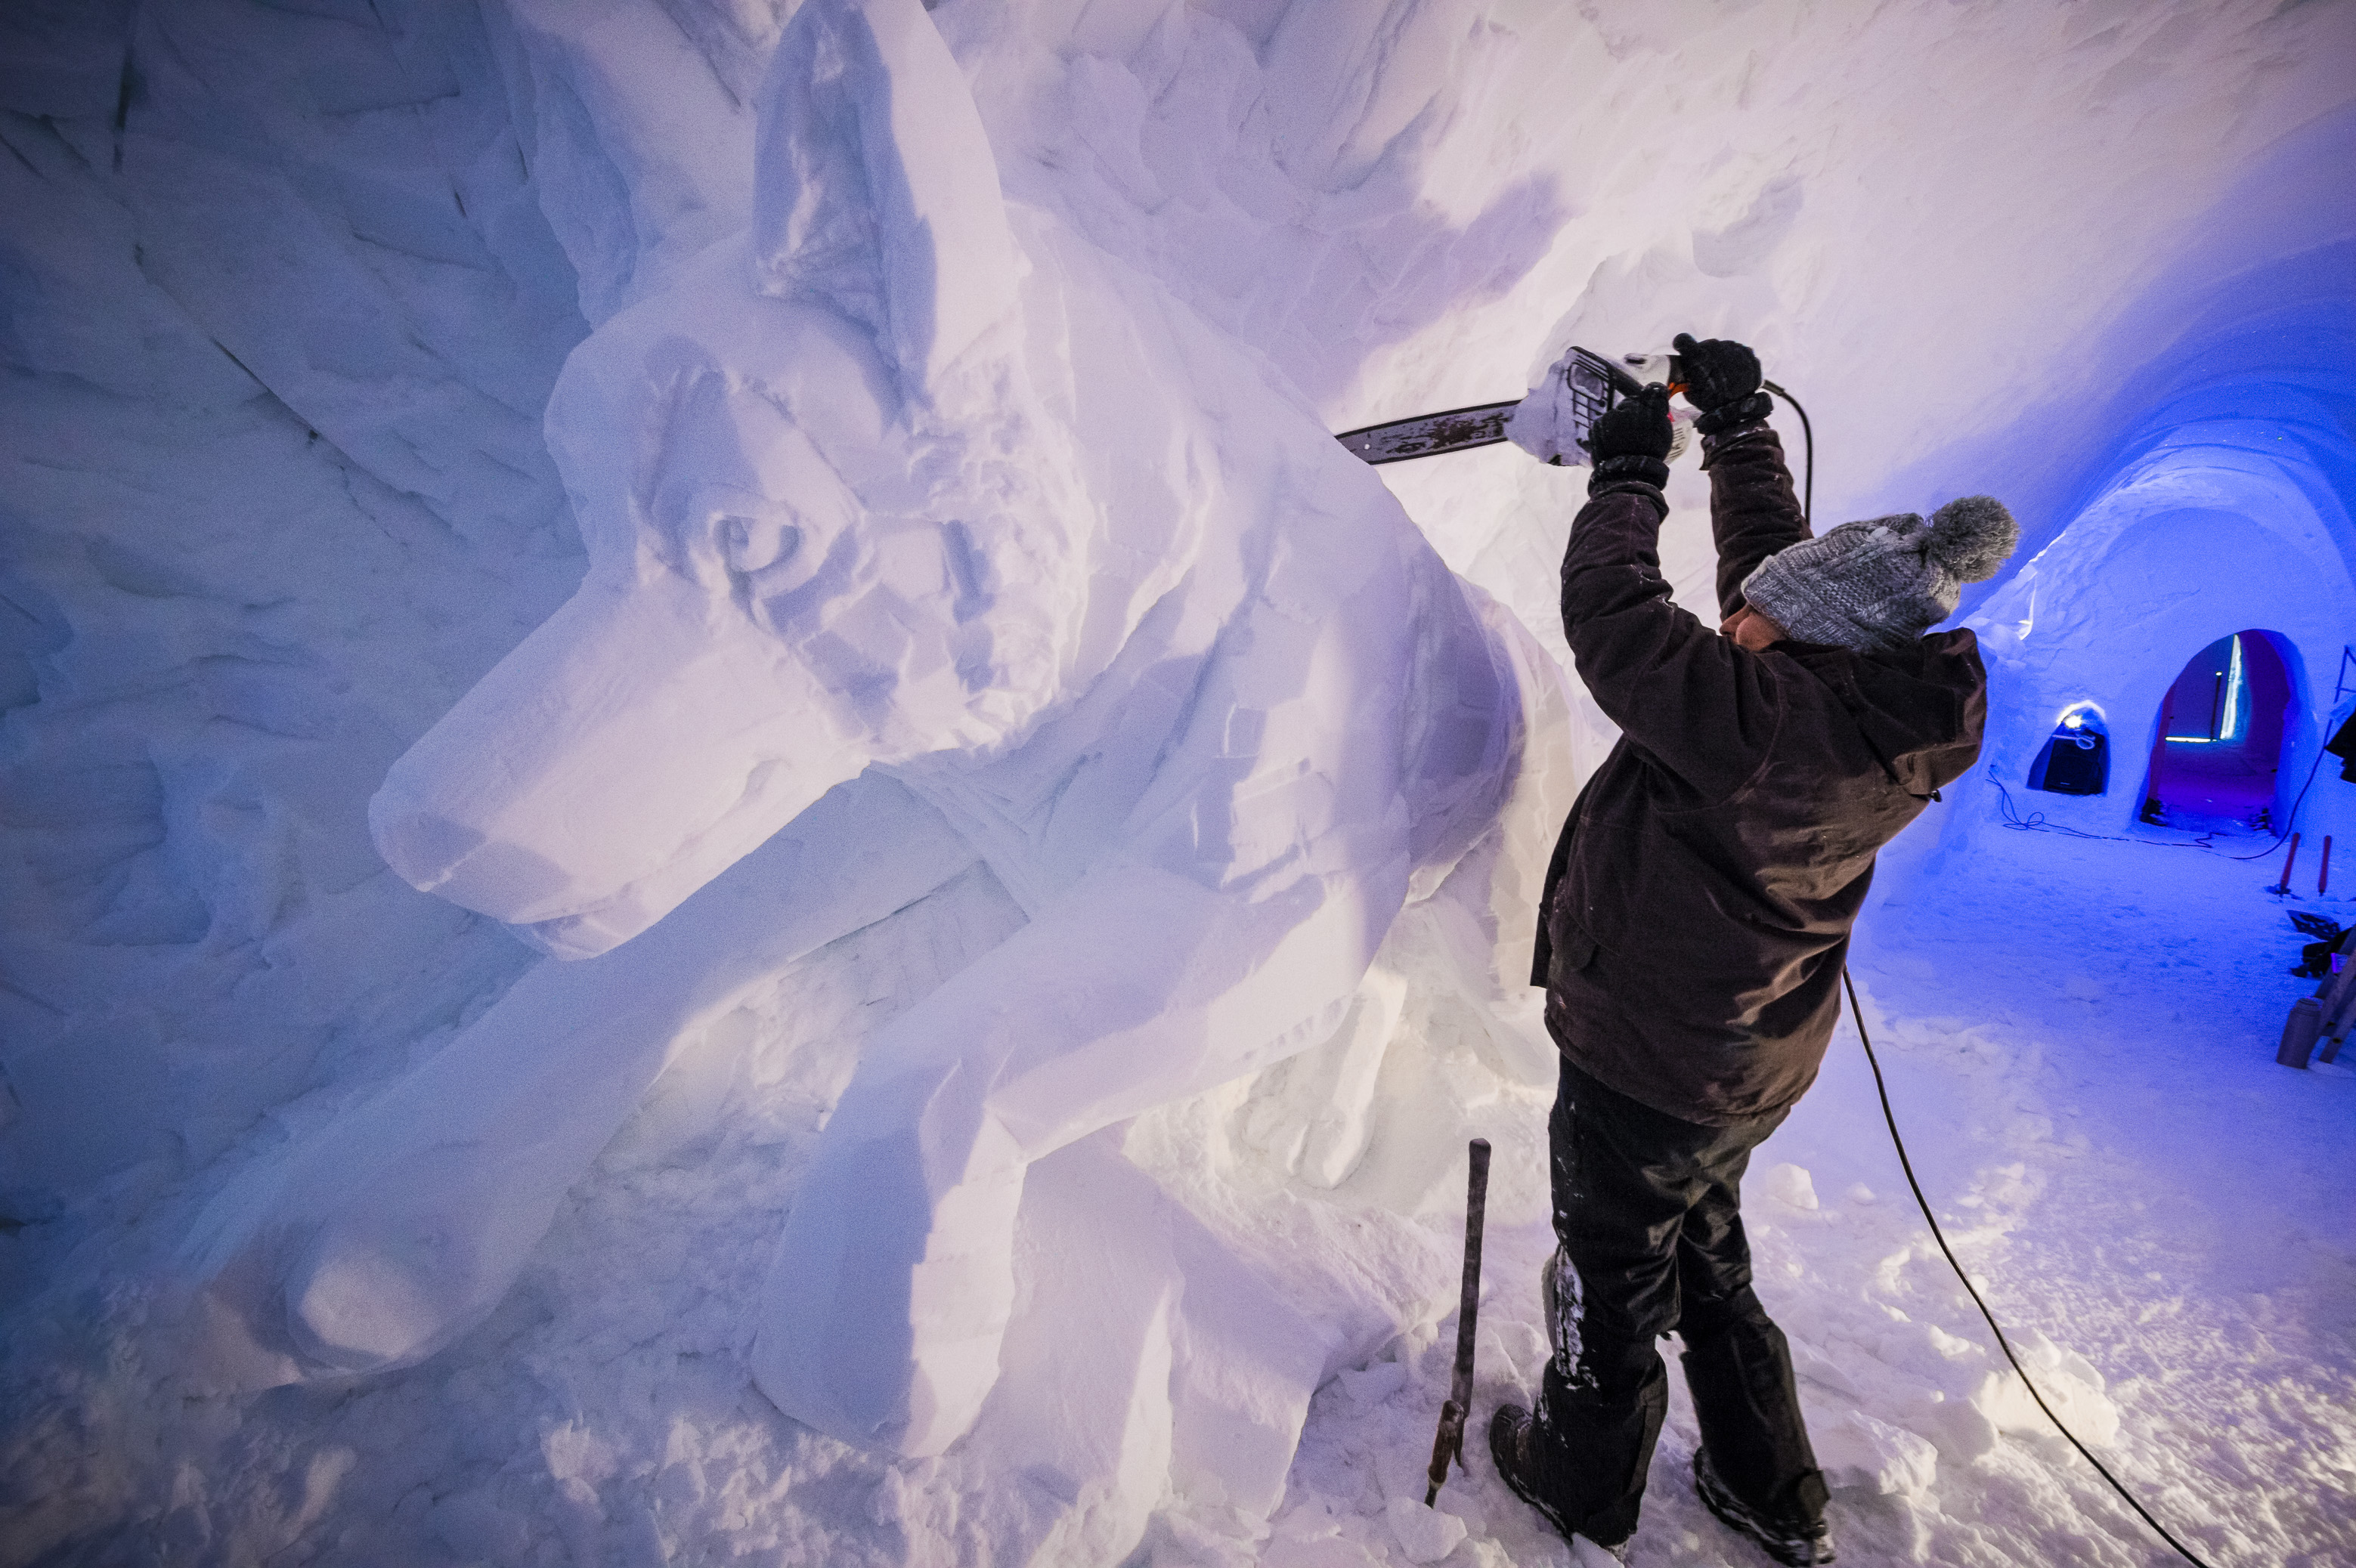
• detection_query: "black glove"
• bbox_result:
[1673,332,1772,435]
[1584,383,1672,490]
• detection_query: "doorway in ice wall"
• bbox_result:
[2141,630,2296,829]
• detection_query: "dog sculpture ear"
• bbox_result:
[751,0,1020,407]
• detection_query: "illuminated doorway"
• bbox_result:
[2141,630,2294,827]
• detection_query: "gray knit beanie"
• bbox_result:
[1741,496,2019,652]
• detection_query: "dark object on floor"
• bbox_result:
[2280,926,2356,1068]
[1497,1059,1826,1550]
[2026,717,2107,795]
[1424,1138,1491,1506]
[2289,911,2345,978]
[1694,1447,1837,1566]
[2326,712,2356,783]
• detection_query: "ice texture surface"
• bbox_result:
[4,1,2355,1564]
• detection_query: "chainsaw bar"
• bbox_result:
[1335,400,1522,465]
[1336,348,1670,468]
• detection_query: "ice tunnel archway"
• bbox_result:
[1878,105,2356,863]
[1957,425,2356,846]
[2139,629,2299,829]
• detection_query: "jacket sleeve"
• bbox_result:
[1704,426,1810,620]
[1560,480,1782,803]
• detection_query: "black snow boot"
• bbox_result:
[1694,1446,1835,1566]
[1488,1406,1630,1563]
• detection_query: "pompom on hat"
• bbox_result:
[1740,496,2019,653]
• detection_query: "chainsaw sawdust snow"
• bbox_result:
[3,1,2354,1564]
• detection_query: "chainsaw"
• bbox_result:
[1334,347,1688,466]
[1336,345,1813,521]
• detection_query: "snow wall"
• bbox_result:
[2,0,2353,1561]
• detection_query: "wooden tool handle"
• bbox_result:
[1425,1138,1493,1505]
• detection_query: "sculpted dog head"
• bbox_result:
[369,0,1094,957]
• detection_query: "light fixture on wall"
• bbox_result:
[2028,706,2109,796]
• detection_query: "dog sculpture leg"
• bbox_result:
[176,775,974,1387]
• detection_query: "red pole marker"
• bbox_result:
[2321,836,2333,896]
[2275,832,2302,895]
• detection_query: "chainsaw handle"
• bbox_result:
[1594,353,1686,401]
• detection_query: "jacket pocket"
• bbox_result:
[1548,927,1599,989]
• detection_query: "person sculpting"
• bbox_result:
[1488,333,2018,1565]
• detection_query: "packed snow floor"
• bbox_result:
[1271,820,2356,1568]
[9,792,2354,1566]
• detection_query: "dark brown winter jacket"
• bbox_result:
[1534,427,1987,1125]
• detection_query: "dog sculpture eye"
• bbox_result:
[712,504,832,618]
[637,364,867,635]
[720,512,803,576]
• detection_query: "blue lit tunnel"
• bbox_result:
[1933,107,2356,859]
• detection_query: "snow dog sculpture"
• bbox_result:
[179,0,1563,1523]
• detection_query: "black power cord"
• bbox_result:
[1993,747,2334,864]
[1766,380,2219,1565]
[1841,971,2217,1568]
[1762,379,1812,524]
[1992,744,2336,865]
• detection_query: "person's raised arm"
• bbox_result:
[1673,332,1809,619]
[1553,385,1780,803]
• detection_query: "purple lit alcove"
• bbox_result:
[2145,630,2298,828]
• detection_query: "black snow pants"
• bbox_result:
[1526,1057,1828,1547]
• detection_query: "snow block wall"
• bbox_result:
[3,0,2354,1563]
[1,0,591,1220]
